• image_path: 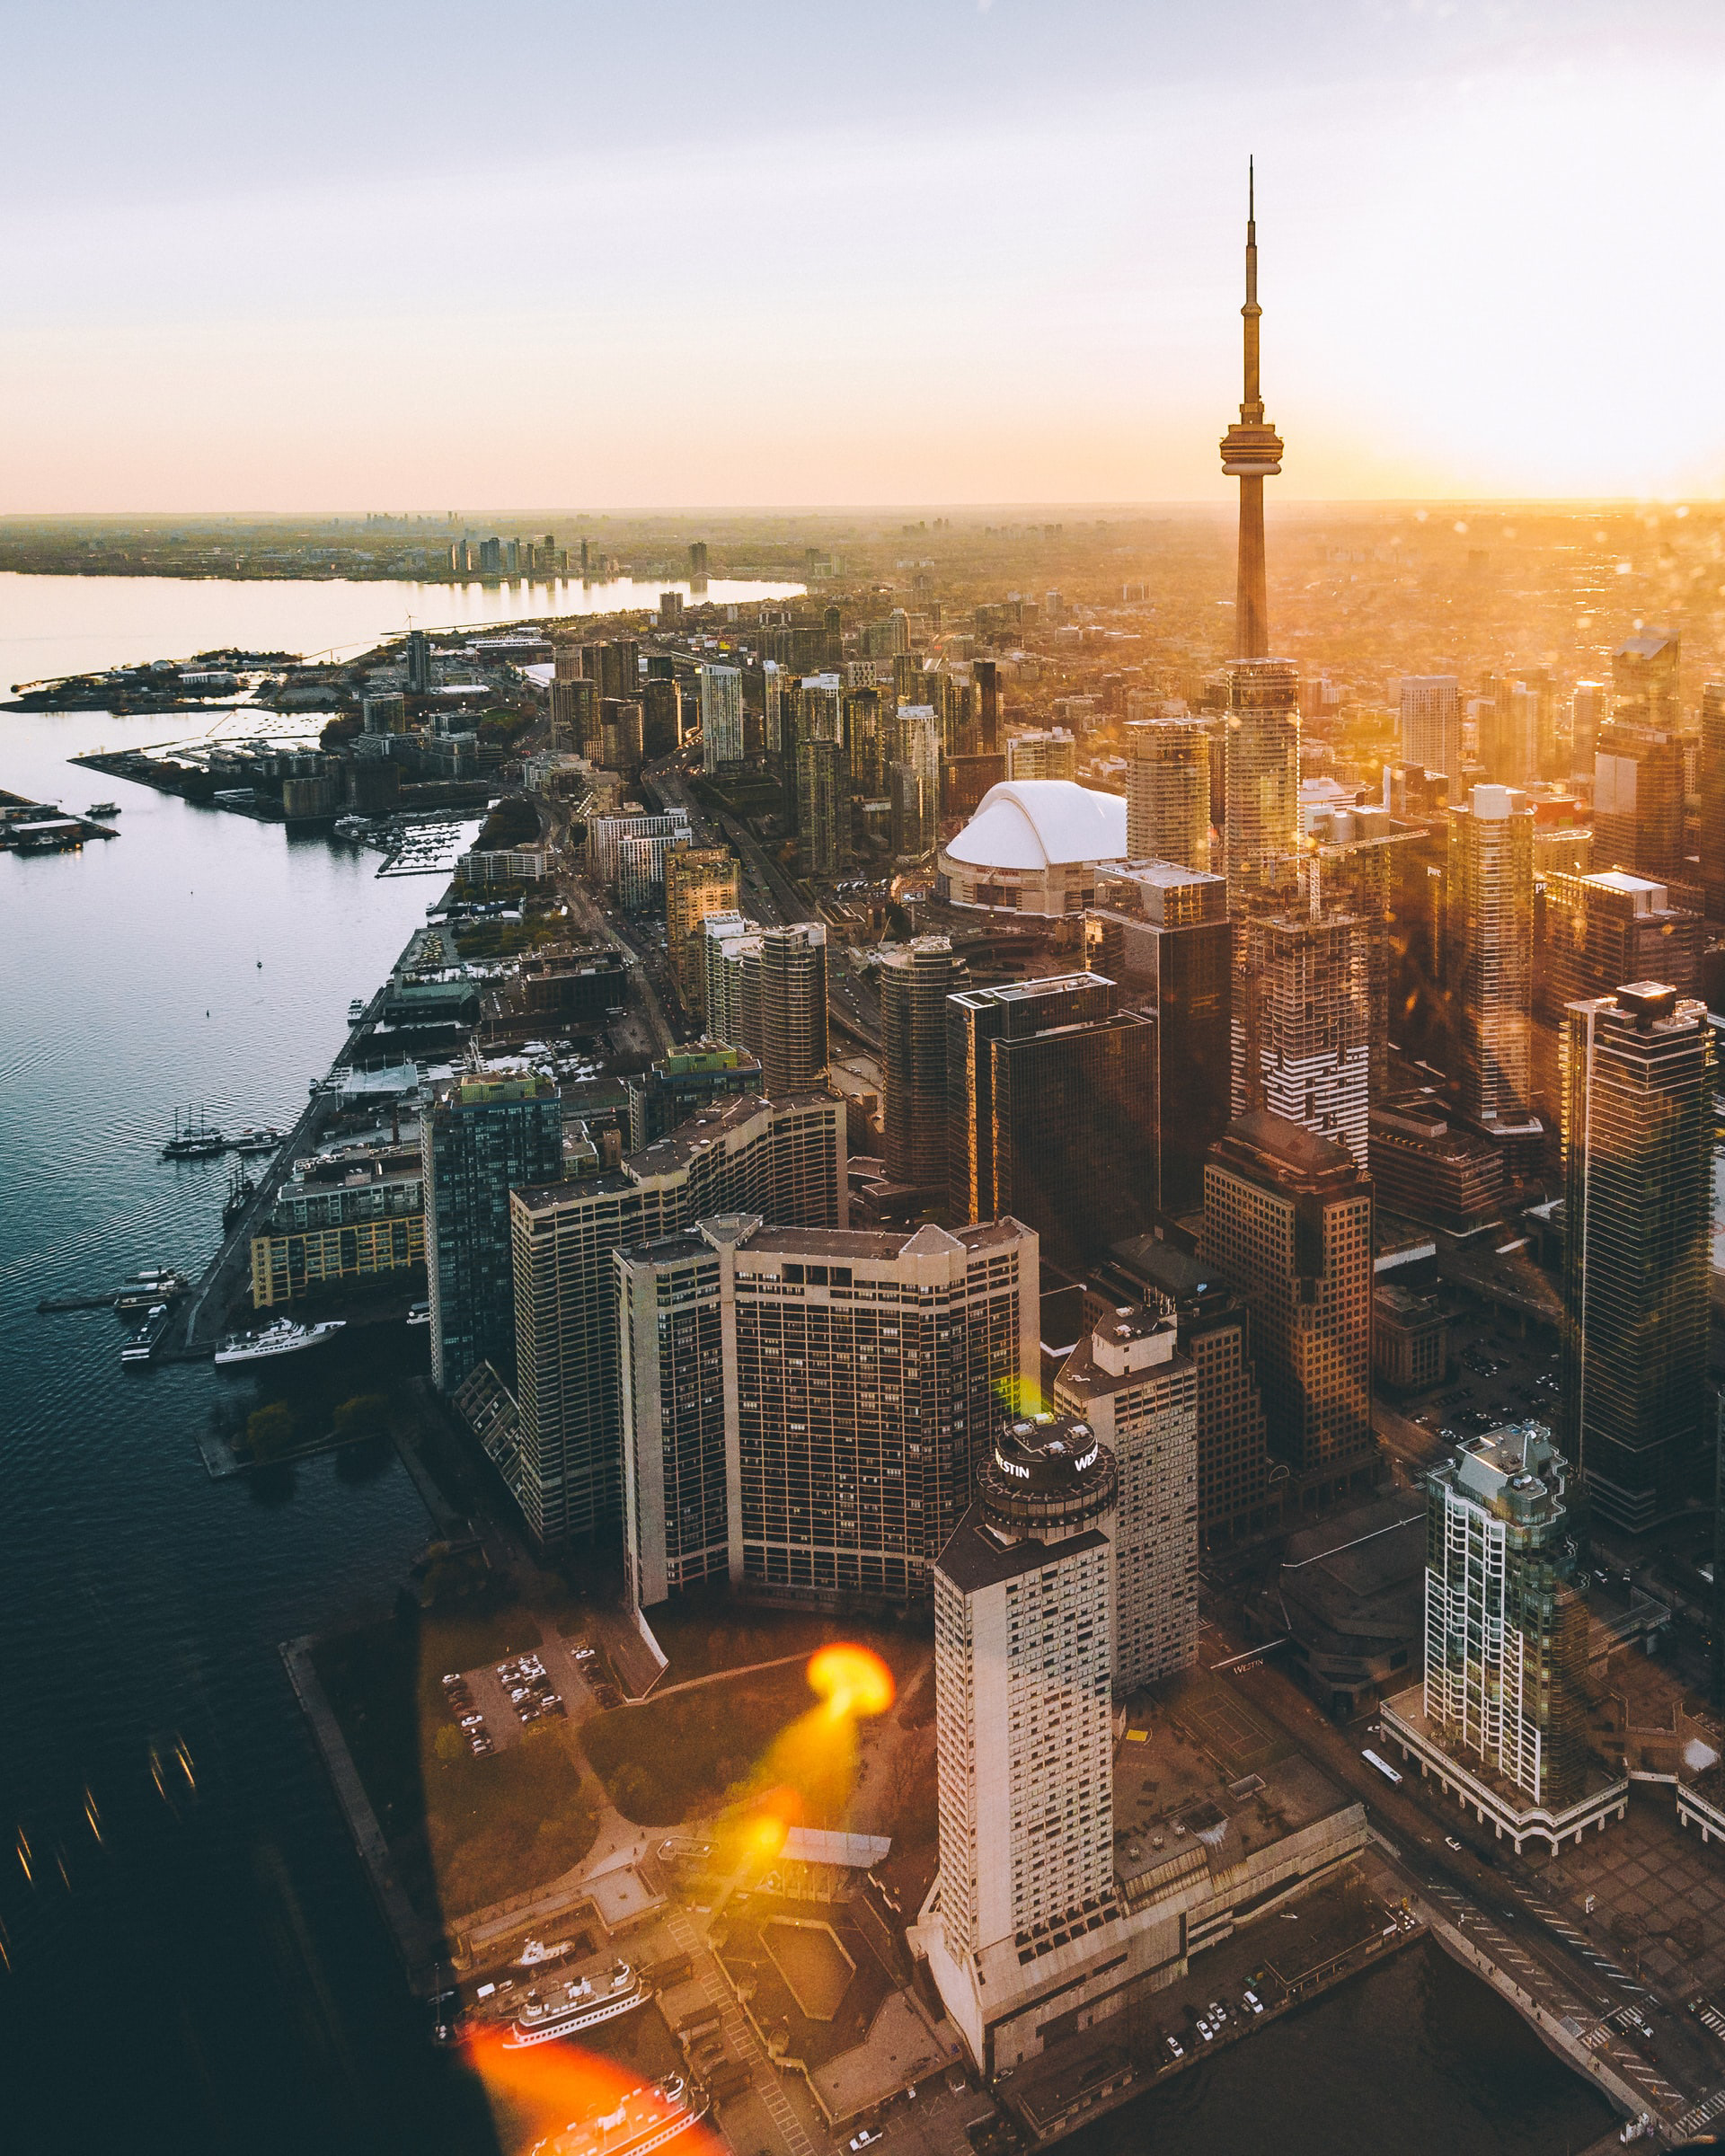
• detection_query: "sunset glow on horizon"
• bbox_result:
[10,3,1725,511]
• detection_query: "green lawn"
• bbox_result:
[581,1662,818,1825]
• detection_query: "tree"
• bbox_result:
[333,1392,389,1436]
[244,1401,296,1460]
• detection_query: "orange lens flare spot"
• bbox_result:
[806,1643,895,1719]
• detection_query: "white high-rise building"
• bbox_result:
[1398,676,1462,789]
[926,1413,1119,2063]
[1055,1305,1199,1692]
[700,662,745,771]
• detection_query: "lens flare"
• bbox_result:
[463,2031,724,2156]
[806,1644,895,1721]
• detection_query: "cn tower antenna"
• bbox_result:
[1219,158,1283,660]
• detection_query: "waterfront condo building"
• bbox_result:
[796,734,848,876]
[508,1091,846,1543]
[879,935,958,1190]
[700,919,830,1094]
[1124,719,1211,871]
[423,1073,564,1392]
[1004,728,1077,784]
[1055,1303,1199,1691]
[665,844,741,1015]
[615,1215,1037,1610]
[1536,870,1704,1021]
[1559,983,1714,1531]
[946,973,1158,1271]
[1446,783,1535,1128]
[699,663,745,771]
[1199,1112,1376,1506]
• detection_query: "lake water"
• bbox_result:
[0,575,1629,2155]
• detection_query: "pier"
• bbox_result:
[172,965,402,1356]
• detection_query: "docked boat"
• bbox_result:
[162,1107,226,1160]
[214,1318,345,1366]
[222,1162,257,1227]
[348,997,368,1022]
[121,1303,172,1365]
[525,2078,705,2156]
[230,1126,282,1154]
[86,801,120,818]
[406,1300,431,1328]
[501,1962,652,2050]
[114,1268,189,1313]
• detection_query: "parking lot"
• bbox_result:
[438,1630,608,1759]
[1398,1301,1562,1443]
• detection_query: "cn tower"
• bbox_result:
[1219,160,1283,661]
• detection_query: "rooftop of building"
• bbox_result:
[1276,1495,1428,1630]
[1434,1420,1570,1528]
[936,1504,1111,1595]
[943,779,1128,871]
[1211,1109,1365,1188]
[514,1089,837,1212]
[1112,1669,1358,1889]
[1056,1304,1187,1400]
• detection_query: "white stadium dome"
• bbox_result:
[939,779,1128,915]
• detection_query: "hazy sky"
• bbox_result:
[8,1,1725,510]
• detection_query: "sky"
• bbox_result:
[7,0,1725,511]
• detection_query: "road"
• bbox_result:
[1197,1608,1725,2134]
[644,748,884,1052]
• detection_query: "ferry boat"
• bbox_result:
[230,1126,282,1154]
[525,2078,706,2156]
[501,1962,652,2049]
[121,1303,172,1365]
[86,801,120,818]
[214,1318,345,1366]
[162,1107,226,1160]
[114,1268,189,1313]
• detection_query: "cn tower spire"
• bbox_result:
[1220,158,1283,660]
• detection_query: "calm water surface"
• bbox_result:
[0,579,1624,2154]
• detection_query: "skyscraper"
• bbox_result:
[404,628,431,695]
[1199,1112,1376,1505]
[700,663,744,771]
[1446,783,1534,1127]
[796,735,847,876]
[1420,1423,1589,1809]
[641,675,680,757]
[1536,869,1704,1021]
[1398,676,1462,790]
[1612,627,1679,732]
[1223,658,1301,897]
[1701,683,1725,923]
[879,935,957,1189]
[616,1215,1038,1610]
[509,1091,847,1543]
[1234,897,1373,1170]
[422,1073,565,1392]
[975,656,1002,755]
[1570,681,1609,779]
[929,1412,1119,2044]
[1124,720,1211,870]
[1086,863,1232,1214]
[748,922,830,1093]
[665,845,741,1016]
[1560,983,1714,1531]
[1004,729,1076,783]
[1055,1304,1199,1691]
[1219,160,1282,661]
[947,974,1158,1270]
[1593,718,1685,881]
[1097,1236,1277,1545]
